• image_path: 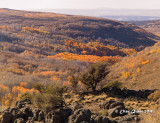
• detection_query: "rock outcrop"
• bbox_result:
[0,99,140,123]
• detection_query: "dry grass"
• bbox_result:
[107,42,160,90]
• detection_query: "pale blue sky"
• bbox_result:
[0,0,160,10]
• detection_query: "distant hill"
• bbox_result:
[130,20,160,37]
[0,8,158,53]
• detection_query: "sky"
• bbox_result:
[0,0,160,10]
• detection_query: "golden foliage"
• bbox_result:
[48,52,121,63]
[22,26,49,34]
[0,83,38,107]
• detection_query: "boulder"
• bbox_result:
[14,118,25,123]
[38,110,45,122]
[32,108,41,121]
[114,114,140,122]
[90,115,110,123]
[16,99,32,109]
[20,107,33,120]
[68,108,91,123]
[109,102,125,109]
[71,102,83,111]
[99,100,116,109]
[45,109,66,123]
[1,110,12,123]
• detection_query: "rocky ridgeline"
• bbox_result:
[0,99,140,123]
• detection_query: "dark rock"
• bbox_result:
[16,99,32,109]
[68,108,91,123]
[99,100,116,109]
[94,116,103,123]
[32,108,41,121]
[114,115,140,122]
[11,108,24,122]
[109,102,125,109]
[45,109,66,123]
[26,117,34,123]
[38,110,45,122]
[20,107,33,119]
[90,115,110,123]
[1,110,12,123]
[14,118,25,123]
[71,102,83,111]
[102,117,110,123]
[61,108,72,118]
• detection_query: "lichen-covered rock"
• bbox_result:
[99,100,116,109]
[1,110,12,123]
[14,118,25,123]
[69,108,91,123]
[45,109,66,123]
[16,99,32,109]
[71,102,83,111]
[38,110,45,122]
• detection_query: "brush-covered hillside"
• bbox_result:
[0,8,159,96]
[107,42,160,90]
[0,8,158,54]
[0,9,160,123]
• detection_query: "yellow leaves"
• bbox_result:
[22,26,49,34]
[157,48,160,53]
[141,60,149,65]
[48,52,121,63]
[20,82,27,87]
[125,72,130,78]
[0,83,38,107]
[146,50,156,55]
[137,67,141,72]
[0,25,10,30]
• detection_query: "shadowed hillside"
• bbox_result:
[0,8,158,53]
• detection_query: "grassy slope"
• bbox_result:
[108,42,160,90]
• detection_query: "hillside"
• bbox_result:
[107,42,160,90]
[130,20,160,36]
[0,8,158,53]
[0,8,159,97]
[0,8,160,123]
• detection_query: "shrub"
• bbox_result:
[20,93,32,100]
[32,84,67,112]
[79,62,109,91]
[103,81,123,89]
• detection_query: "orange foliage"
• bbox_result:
[0,25,10,30]
[48,52,121,63]
[22,26,49,34]
[65,40,131,56]
[0,83,38,107]
[20,82,27,87]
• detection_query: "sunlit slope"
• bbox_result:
[108,42,160,90]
